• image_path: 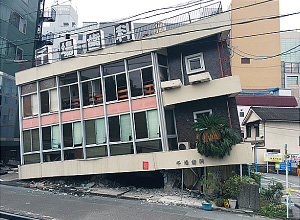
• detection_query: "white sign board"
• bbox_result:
[264,152,282,162]
[35,46,49,66]
[60,39,74,60]
[86,31,102,52]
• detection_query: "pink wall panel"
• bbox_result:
[61,110,81,122]
[23,117,39,129]
[107,101,130,115]
[132,96,157,111]
[41,114,59,126]
[83,105,104,119]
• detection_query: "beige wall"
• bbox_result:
[264,121,300,155]
[231,0,281,89]
[19,143,253,179]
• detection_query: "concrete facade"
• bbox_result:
[15,9,253,179]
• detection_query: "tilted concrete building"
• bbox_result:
[15,3,252,180]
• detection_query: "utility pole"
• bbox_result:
[285,144,289,219]
[254,124,258,172]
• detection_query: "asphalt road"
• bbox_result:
[0,184,273,220]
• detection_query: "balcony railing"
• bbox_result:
[35,1,222,65]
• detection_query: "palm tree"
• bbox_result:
[192,114,240,158]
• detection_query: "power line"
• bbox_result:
[1,9,298,55]
[4,28,300,64]
[2,0,273,47]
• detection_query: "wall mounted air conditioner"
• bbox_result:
[161,79,182,90]
[188,72,211,84]
[178,142,190,150]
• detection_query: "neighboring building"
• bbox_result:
[242,107,300,165]
[0,72,19,164]
[0,0,41,164]
[230,0,281,89]
[15,6,252,180]
[281,31,300,106]
[236,92,298,137]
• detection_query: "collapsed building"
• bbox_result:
[15,3,252,188]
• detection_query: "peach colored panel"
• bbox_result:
[132,96,157,111]
[61,110,81,122]
[23,117,39,129]
[107,101,130,116]
[83,106,104,119]
[41,114,59,126]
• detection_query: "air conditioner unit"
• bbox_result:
[188,72,211,84]
[178,142,190,150]
[161,79,182,90]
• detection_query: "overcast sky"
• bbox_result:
[45,0,300,30]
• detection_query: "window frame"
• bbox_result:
[23,128,40,154]
[185,52,205,75]
[193,109,212,122]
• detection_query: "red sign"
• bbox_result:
[143,161,149,170]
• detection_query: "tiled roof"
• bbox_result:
[251,107,300,121]
[236,95,298,107]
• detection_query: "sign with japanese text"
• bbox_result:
[35,46,49,66]
[114,22,132,44]
[176,158,204,166]
[285,154,300,163]
[143,161,149,170]
[60,39,74,60]
[86,31,101,52]
[264,152,282,162]
[275,162,292,171]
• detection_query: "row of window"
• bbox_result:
[21,54,168,117]
[23,109,176,164]
[0,3,27,34]
[282,62,300,74]
[0,37,23,60]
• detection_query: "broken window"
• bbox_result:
[108,116,120,142]
[85,120,96,145]
[59,72,80,110]
[22,83,38,118]
[42,126,51,150]
[64,148,83,160]
[134,111,148,139]
[63,123,73,147]
[40,78,58,114]
[136,139,162,153]
[43,151,61,162]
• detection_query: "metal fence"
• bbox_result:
[134,1,222,40]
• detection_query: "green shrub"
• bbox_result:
[192,114,240,158]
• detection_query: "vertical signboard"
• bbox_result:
[35,46,49,66]
[60,39,74,60]
[86,31,102,52]
[114,22,132,44]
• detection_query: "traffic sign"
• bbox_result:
[275,162,292,171]
[285,154,300,163]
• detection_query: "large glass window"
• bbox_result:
[86,146,107,158]
[105,76,117,102]
[129,67,154,97]
[127,54,152,71]
[136,140,162,153]
[109,116,120,142]
[120,114,131,142]
[40,78,58,114]
[96,118,106,144]
[62,122,82,148]
[134,112,148,139]
[23,129,40,153]
[104,73,128,102]
[60,73,80,110]
[110,143,133,156]
[42,126,51,150]
[85,120,96,145]
[147,110,160,138]
[81,67,103,106]
[287,76,298,85]
[22,83,38,118]
[63,123,73,147]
